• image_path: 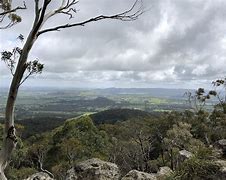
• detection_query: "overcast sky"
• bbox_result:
[1,0,226,89]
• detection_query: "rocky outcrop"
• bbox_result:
[217,139,226,155]
[66,168,77,180]
[218,139,226,147]
[213,147,223,158]
[121,167,173,180]
[26,157,226,180]
[26,159,172,180]
[156,166,173,179]
[24,172,54,180]
[179,150,193,159]
[65,158,172,180]
[215,160,226,180]
[70,158,119,180]
[176,150,193,168]
[121,170,157,180]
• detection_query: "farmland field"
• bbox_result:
[0,87,190,122]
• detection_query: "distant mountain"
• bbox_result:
[92,88,194,99]
[90,108,155,125]
[1,87,194,100]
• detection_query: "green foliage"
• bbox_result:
[164,122,193,150]
[209,109,226,141]
[51,162,70,180]
[47,116,110,169]
[0,0,11,11]
[6,167,37,180]
[26,60,44,75]
[8,13,22,23]
[100,117,164,174]
[10,138,28,169]
[60,137,81,166]
[18,116,66,138]
[24,133,52,175]
[193,145,214,160]
[90,108,152,125]
[147,159,160,173]
[1,103,225,179]
[172,157,220,180]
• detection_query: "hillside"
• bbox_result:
[14,108,155,138]
[3,108,226,179]
[89,108,155,125]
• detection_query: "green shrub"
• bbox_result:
[173,157,220,180]
[6,167,37,180]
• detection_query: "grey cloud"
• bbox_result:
[1,0,226,88]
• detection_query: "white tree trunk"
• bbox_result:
[0,84,19,179]
[0,28,37,179]
[0,150,7,180]
[0,139,16,180]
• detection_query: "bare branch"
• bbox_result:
[42,0,78,23]
[33,0,41,26]
[36,0,52,28]
[57,7,77,19]
[37,0,143,36]
[19,71,32,86]
[0,17,19,29]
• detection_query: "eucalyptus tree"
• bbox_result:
[0,0,143,179]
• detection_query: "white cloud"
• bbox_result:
[1,0,226,89]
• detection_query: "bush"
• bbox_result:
[5,167,37,180]
[172,157,220,180]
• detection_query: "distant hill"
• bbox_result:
[90,108,155,125]
[90,97,115,107]
[93,88,194,99]
[15,108,155,138]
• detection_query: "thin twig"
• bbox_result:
[37,0,143,36]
